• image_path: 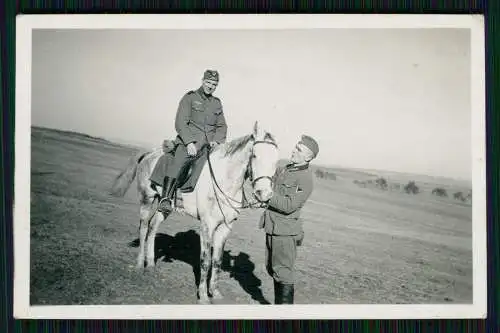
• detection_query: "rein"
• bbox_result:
[206,140,276,210]
[203,132,277,225]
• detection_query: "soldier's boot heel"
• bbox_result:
[281,284,294,304]
[274,280,283,305]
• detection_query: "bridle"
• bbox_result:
[245,139,278,188]
[205,136,278,225]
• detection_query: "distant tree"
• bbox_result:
[314,169,336,181]
[453,191,465,201]
[326,172,337,181]
[375,177,388,190]
[315,169,324,179]
[404,181,419,194]
[354,180,367,188]
[432,187,448,197]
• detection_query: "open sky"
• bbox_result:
[31,28,472,180]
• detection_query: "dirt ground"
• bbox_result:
[29,127,473,305]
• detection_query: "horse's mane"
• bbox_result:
[221,134,253,157]
[220,132,276,157]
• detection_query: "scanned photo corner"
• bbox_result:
[13,14,487,319]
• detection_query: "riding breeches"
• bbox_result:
[265,234,297,284]
[150,153,174,186]
[165,143,196,179]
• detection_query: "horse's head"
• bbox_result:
[247,121,279,202]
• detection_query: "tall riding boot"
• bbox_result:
[158,177,177,213]
[274,280,283,305]
[281,283,295,304]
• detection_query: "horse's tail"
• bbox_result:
[110,151,148,197]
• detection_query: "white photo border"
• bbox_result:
[14,13,487,320]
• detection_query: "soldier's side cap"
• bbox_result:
[203,69,219,81]
[300,135,319,158]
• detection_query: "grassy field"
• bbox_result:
[29,126,473,305]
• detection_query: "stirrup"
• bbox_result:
[158,197,173,212]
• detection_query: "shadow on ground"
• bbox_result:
[129,229,270,304]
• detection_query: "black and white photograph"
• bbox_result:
[14,14,486,319]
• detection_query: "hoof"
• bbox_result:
[130,264,143,272]
[210,289,223,300]
[144,265,157,274]
[198,298,211,305]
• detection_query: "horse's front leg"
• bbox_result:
[198,220,212,304]
[136,203,152,269]
[209,222,232,300]
[136,218,148,269]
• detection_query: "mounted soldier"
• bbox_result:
[149,69,228,213]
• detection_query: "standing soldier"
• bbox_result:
[259,135,319,304]
[149,69,228,213]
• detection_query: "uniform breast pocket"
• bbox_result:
[191,102,205,123]
[207,108,222,126]
[281,182,298,195]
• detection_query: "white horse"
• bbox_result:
[110,121,279,304]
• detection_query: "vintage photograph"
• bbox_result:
[14,14,486,319]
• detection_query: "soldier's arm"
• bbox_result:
[175,93,196,145]
[267,173,313,215]
[213,100,228,144]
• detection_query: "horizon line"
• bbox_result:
[30,124,472,184]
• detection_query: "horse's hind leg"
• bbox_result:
[145,212,166,269]
[209,222,232,300]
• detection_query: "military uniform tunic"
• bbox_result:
[259,162,314,284]
[165,87,228,179]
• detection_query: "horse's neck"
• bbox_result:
[211,142,252,196]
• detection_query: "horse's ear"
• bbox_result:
[253,121,259,136]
